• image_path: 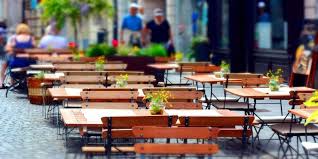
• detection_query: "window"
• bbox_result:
[255,0,287,50]
[192,0,208,37]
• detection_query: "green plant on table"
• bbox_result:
[174,51,183,62]
[35,71,45,79]
[144,89,171,115]
[220,60,230,73]
[115,74,128,88]
[266,68,283,91]
[95,56,105,71]
[302,91,318,125]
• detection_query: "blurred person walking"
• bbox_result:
[142,8,175,55]
[38,25,68,49]
[120,3,143,47]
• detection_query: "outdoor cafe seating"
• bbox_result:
[3,47,317,158]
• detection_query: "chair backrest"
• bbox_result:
[133,126,219,139]
[60,84,105,89]
[192,65,221,74]
[81,102,138,109]
[81,88,139,102]
[241,78,269,88]
[289,90,316,108]
[224,73,263,88]
[101,63,127,71]
[178,116,254,143]
[54,63,91,71]
[60,75,106,84]
[133,126,220,155]
[143,87,203,109]
[54,63,127,71]
[101,115,178,129]
[108,75,156,84]
[107,71,144,76]
[177,62,211,72]
[63,71,107,76]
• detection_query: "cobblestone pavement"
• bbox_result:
[0,73,315,159]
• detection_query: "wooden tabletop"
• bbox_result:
[30,64,55,70]
[288,109,318,119]
[147,63,180,70]
[60,108,241,127]
[109,84,154,89]
[48,87,145,100]
[185,74,228,83]
[225,87,315,99]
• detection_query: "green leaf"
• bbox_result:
[305,110,318,126]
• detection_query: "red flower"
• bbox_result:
[68,42,77,48]
[112,39,118,48]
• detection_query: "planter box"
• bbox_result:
[27,77,53,105]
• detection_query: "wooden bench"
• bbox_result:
[133,126,220,157]
[178,115,254,144]
[82,115,178,156]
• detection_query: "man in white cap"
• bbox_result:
[142,8,174,55]
[120,3,143,46]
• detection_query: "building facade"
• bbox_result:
[207,0,318,88]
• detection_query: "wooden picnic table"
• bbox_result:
[225,87,315,100]
[60,108,241,127]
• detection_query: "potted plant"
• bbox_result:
[68,42,80,61]
[138,44,168,57]
[266,68,283,91]
[86,43,116,57]
[303,91,318,125]
[214,60,230,78]
[27,71,53,105]
[95,56,105,71]
[115,74,128,88]
[144,90,170,115]
[190,36,211,61]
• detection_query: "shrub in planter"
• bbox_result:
[138,44,168,57]
[190,36,211,61]
[85,43,116,57]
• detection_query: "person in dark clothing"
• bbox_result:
[142,8,175,55]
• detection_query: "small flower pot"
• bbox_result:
[269,79,280,91]
[149,101,165,115]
